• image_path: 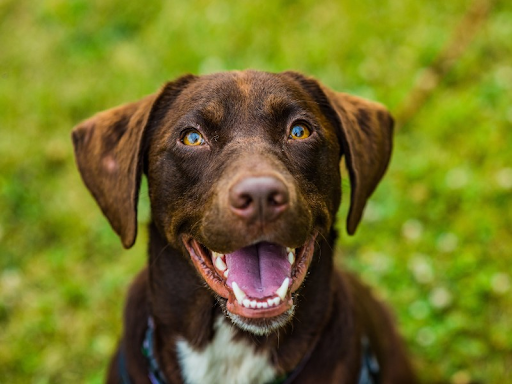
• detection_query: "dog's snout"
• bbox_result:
[229,176,289,223]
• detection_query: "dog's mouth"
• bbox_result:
[183,235,317,319]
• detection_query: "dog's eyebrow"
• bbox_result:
[264,94,290,115]
[201,101,225,127]
[263,94,313,124]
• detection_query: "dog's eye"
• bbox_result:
[182,130,205,146]
[289,124,311,140]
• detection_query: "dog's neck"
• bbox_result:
[146,222,341,380]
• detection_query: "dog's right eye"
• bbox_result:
[181,130,205,146]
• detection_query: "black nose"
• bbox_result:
[229,176,289,223]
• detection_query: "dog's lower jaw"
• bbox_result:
[220,298,296,336]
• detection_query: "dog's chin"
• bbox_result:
[218,296,296,336]
[183,234,316,335]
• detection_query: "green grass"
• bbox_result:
[1,0,511,382]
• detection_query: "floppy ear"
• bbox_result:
[71,75,196,248]
[320,86,394,235]
[282,72,393,235]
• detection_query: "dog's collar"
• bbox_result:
[141,317,170,384]
[117,317,380,384]
[358,336,380,384]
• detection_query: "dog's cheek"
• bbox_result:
[292,140,341,232]
[319,153,342,223]
[296,182,333,236]
[317,131,343,224]
[146,155,204,247]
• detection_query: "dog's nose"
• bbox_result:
[229,176,289,223]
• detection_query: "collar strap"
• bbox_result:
[118,318,380,384]
[358,336,380,384]
[117,317,168,384]
[141,317,169,384]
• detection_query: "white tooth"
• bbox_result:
[212,251,221,259]
[272,297,281,306]
[288,251,295,265]
[257,302,264,308]
[267,298,274,306]
[223,269,229,278]
[262,302,268,308]
[243,299,251,308]
[250,300,257,308]
[215,257,227,271]
[275,278,289,301]
[232,282,247,304]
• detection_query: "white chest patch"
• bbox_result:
[176,317,277,384]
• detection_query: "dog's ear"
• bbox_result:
[283,72,393,235]
[322,87,394,235]
[71,75,196,248]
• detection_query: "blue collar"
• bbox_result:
[358,336,380,384]
[141,317,169,384]
[118,317,380,384]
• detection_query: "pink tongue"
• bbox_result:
[226,242,291,299]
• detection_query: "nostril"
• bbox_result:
[229,191,253,210]
[268,190,288,207]
[237,194,253,209]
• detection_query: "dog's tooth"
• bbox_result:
[272,297,281,306]
[288,251,295,265]
[223,269,229,278]
[262,302,268,308]
[257,302,264,309]
[232,282,247,304]
[243,299,251,308]
[250,300,257,308]
[215,256,227,271]
[275,278,290,301]
[267,298,274,306]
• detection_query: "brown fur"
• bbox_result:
[72,70,416,383]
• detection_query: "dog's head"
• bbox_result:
[72,70,393,335]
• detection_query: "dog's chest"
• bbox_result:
[176,317,276,384]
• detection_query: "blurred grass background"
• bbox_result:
[0,0,511,382]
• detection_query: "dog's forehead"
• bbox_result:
[177,71,314,118]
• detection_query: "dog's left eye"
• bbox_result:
[289,124,311,140]
[181,130,205,146]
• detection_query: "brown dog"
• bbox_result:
[72,70,416,384]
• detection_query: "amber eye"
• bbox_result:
[182,130,205,146]
[289,124,311,140]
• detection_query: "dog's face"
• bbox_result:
[72,70,393,335]
[146,72,342,332]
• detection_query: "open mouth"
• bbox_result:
[183,235,317,319]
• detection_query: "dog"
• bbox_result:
[72,70,417,384]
